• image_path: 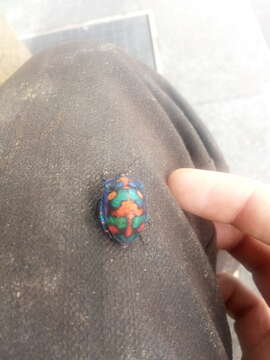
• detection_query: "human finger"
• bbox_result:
[215,225,270,305]
[214,222,243,249]
[168,169,270,245]
[218,273,270,351]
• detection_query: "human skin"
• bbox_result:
[168,169,270,360]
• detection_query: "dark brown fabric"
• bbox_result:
[0,41,231,359]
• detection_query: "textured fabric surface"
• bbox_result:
[0,41,231,359]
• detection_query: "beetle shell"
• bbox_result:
[98,176,147,245]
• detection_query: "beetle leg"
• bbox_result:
[118,242,129,248]
[96,199,101,219]
[138,234,145,245]
[137,181,145,191]
[97,199,108,232]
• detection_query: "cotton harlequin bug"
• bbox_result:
[98,176,147,246]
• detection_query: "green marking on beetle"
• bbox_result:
[110,189,143,208]
[132,215,145,228]
[107,216,127,229]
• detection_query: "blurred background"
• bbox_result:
[1,1,270,359]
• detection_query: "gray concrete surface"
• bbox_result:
[2,0,270,359]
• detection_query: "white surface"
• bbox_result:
[195,86,270,182]
[143,0,270,104]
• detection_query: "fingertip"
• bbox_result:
[167,168,193,186]
[217,272,232,281]
[216,272,235,302]
[167,168,211,214]
[167,168,191,203]
[217,272,265,319]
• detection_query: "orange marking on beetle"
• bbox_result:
[137,223,145,233]
[125,218,133,237]
[112,200,143,217]
[117,176,129,187]
[108,225,119,234]
[108,191,117,200]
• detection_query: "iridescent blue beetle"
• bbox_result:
[98,175,147,246]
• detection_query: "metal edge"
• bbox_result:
[19,10,157,40]
[146,10,163,74]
